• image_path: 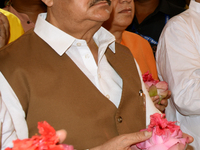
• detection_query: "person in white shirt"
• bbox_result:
[156,0,200,149]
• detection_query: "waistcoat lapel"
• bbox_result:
[105,43,146,134]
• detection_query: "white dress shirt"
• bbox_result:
[156,0,200,149]
[0,13,159,149]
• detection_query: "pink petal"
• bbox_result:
[151,133,165,144]
[156,81,168,90]
[145,82,154,90]
[148,144,168,150]
[164,138,183,148]
[157,89,168,98]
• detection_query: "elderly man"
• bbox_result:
[0,0,185,149]
[157,0,200,149]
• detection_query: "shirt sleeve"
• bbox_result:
[156,16,200,116]
[0,95,17,149]
[0,72,28,149]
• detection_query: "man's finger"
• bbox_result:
[160,99,168,107]
[182,133,194,143]
[165,90,171,99]
[151,95,159,102]
[121,131,152,146]
[155,104,165,112]
[56,129,67,143]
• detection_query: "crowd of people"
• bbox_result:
[0,0,199,149]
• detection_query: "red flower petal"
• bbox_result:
[6,121,74,150]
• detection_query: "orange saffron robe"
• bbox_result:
[121,31,158,80]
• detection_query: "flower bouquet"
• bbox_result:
[142,71,168,104]
[5,121,74,150]
[136,113,188,150]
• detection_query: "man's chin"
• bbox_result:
[91,13,111,23]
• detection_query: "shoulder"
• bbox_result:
[0,29,35,49]
[0,29,38,63]
[163,10,191,35]
[122,31,141,39]
[122,31,150,46]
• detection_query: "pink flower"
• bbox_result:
[142,71,159,83]
[156,81,168,99]
[136,113,188,150]
[5,121,74,150]
[143,71,168,104]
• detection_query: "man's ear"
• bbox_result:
[41,0,53,7]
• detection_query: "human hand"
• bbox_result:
[151,91,171,112]
[55,129,193,150]
[182,132,194,144]
[167,134,193,150]
[56,129,67,143]
[0,12,10,48]
[91,131,152,150]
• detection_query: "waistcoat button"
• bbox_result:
[117,116,123,123]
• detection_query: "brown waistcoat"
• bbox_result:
[0,30,146,149]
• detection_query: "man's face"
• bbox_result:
[111,0,134,28]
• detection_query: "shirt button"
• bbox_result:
[117,116,123,123]
[77,43,81,46]
[106,94,110,99]
[139,89,143,96]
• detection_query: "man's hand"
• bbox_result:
[91,131,152,150]
[56,129,194,150]
[56,129,67,143]
[55,130,152,150]
[0,12,10,49]
[151,91,171,112]
[182,132,194,143]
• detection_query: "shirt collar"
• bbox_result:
[189,0,200,13]
[34,13,116,56]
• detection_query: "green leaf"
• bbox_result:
[148,85,157,97]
